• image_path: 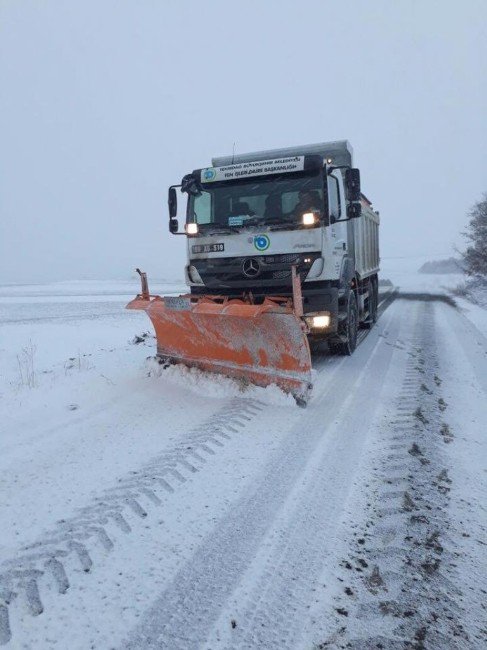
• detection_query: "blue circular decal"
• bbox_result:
[203,169,216,181]
[254,235,270,251]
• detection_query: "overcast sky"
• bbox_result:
[1,0,486,283]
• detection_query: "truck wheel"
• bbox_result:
[363,279,378,329]
[329,290,358,355]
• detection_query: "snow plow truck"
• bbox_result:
[128,141,380,405]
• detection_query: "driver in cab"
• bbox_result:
[294,190,321,216]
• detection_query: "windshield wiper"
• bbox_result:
[202,226,236,235]
[268,222,297,231]
[199,218,296,234]
[238,216,263,225]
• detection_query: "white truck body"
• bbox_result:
[170,140,380,343]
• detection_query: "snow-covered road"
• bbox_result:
[0,276,486,649]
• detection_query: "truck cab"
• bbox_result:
[168,141,380,355]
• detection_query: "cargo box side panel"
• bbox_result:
[353,206,380,278]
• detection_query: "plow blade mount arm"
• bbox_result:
[127,293,312,404]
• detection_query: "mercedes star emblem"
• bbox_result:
[242,257,261,278]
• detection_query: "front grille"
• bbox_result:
[272,269,291,279]
[191,252,321,288]
[264,254,299,264]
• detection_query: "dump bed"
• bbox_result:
[353,196,380,279]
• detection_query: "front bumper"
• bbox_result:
[190,280,338,318]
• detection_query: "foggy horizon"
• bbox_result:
[1,0,486,283]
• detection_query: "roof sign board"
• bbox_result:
[201,156,305,184]
[212,140,353,169]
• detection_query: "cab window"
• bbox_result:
[327,176,341,220]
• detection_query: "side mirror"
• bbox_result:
[168,187,177,218]
[347,202,362,219]
[345,168,361,202]
[169,218,179,233]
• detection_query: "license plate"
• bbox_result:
[164,296,192,311]
[192,243,225,253]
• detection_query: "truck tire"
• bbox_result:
[362,278,378,329]
[328,290,358,355]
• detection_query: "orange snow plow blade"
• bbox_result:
[127,283,312,403]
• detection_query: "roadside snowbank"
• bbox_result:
[381,256,487,337]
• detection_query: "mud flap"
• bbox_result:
[127,294,312,403]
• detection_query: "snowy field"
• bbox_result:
[0,265,486,649]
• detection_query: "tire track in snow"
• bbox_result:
[315,299,476,649]
[0,397,265,646]
[121,306,402,650]
[208,303,403,650]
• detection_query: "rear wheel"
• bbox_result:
[328,290,358,355]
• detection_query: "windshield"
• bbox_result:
[188,172,324,230]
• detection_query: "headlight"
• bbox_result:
[186,223,198,235]
[312,315,330,328]
[305,313,331,328]
[302,212,316,226]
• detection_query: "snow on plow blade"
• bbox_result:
[127,293,312,403]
